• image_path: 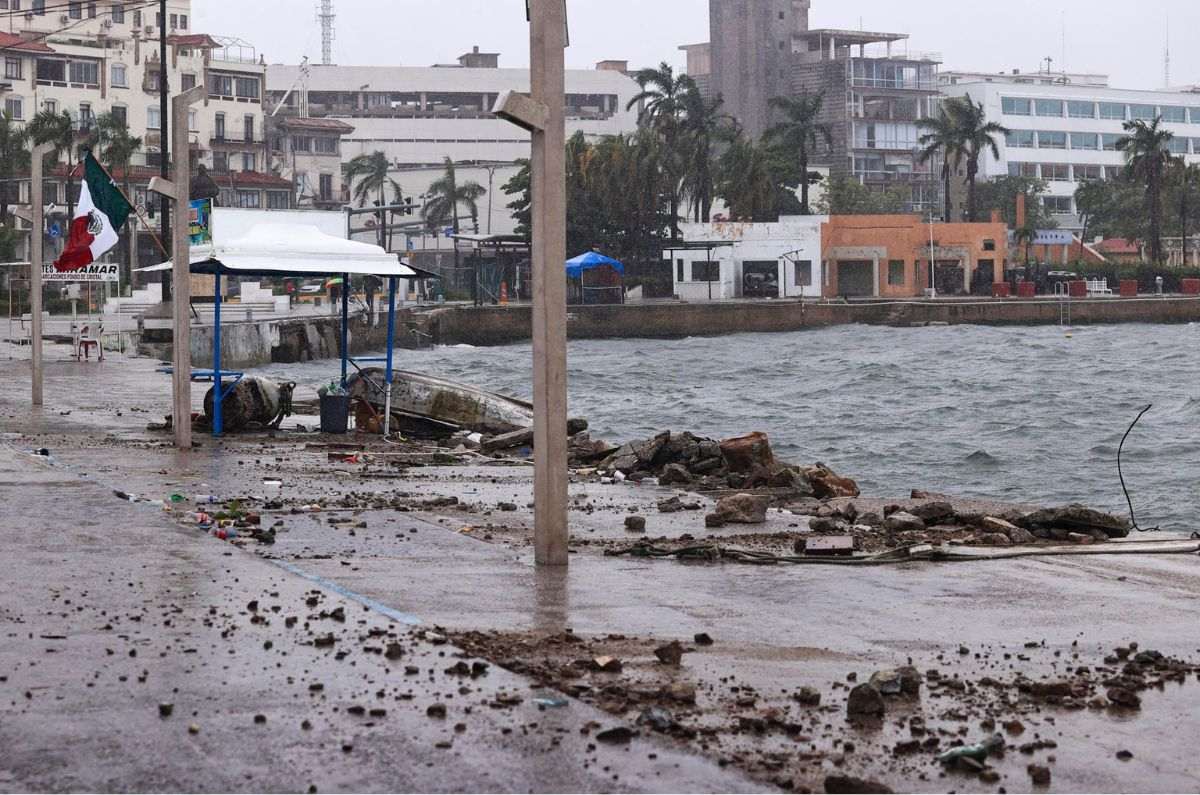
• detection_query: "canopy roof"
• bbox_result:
[566,251,624,279]
[137,224,419,278]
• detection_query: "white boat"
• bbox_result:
[346,368,533,435]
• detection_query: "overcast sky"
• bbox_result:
[194,0,1197,92]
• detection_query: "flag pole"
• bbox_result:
[85,152,170,260]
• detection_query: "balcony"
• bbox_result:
[855,169,936,184]
[210,134,264,148]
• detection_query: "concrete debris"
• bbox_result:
[706,493,769,526]
[653,641,685,666]
[882,511,926,533]
[1018,503,1132,539]
[846,683,886,718]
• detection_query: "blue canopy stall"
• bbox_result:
[565,251,625,305]
[141,223,418,436]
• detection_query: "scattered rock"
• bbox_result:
[718,432,775,473]
[158,703,173,719]
[909,501,955,524]
[710,493,769,525]
[804,464,861,499]
[595,726,635,744]
[693,632,714,646]
[883,511,926,533]
[1019,504,1131,539]
[426,703,447,719]
[624,515,646,532]
[1027,764,1051,786]
[1106,687,1141,709]
[846,683,886,718]
[824,774,893,794]
[654,641,685,666]
[795,686,822,706]
[637,706,674,732]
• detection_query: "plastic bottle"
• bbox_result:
[195,495,221,504]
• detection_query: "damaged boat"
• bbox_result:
[346,367,534,437]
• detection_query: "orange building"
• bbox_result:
[821,215,1008,298]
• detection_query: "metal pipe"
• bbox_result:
[383,276,398,436]
[340,271,349,387]
[213,273,223,436]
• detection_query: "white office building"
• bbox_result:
[670,217,825,302]
[941,70,1200,231]
[264,52,642,240]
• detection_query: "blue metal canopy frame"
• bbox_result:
[208,271,402,438]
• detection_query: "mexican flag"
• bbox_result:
[53,153,133,272]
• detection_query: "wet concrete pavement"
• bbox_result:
[4,349,1200,793]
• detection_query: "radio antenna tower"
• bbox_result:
[317,0,335,65]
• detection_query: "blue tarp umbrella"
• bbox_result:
[565,251,625,279]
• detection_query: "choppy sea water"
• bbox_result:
[254,323,1200,531]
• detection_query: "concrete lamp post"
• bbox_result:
[148,85,205,451]
[493,0,569,567]
[28,141,55,408]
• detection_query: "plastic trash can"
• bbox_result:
[319,394,351,434]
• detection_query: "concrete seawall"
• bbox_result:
[138,310,427,369]
[425,296,1200,347]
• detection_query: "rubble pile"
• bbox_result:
[595,430,860,498]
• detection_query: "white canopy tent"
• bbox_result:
[138,223,428,436]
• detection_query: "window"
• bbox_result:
[68,1,81,19]
[179,13,187,29]
[1101,133,1122,151]
[209,75,233,97]
[235,189,261,208]
[1160,106,1187,123]
[676,259,684,283]
[33,0,45,11]
[1042,163,1070,181]
[181,73,196,91]
[887,260,905,286]
[292,135,312,152]
[1194,139,1200,156]
[267,190,290,210]
[1034,99,1063,117]
[1099,102,1126,121]
[1043,196,1073,214]
[3,97,22,120]
[235,77,259,100]
[319,173,333,201]
[145,151,162,167]
[43,181,58,204]
[36,59,65,83]
[794,260,812,287]
[690,261,718,282]
[1074,164,1102,181]
[4,57,21,80]
[147,105,160,129]
[1069,132,1098,150]
[111,3,124,23]
[110,105,126,126]
[1067,100,1095,119]
[110,63,127,87]
[1007,161,1038,178]
[314,137,338,154]
[1036,130,1066,149]
[1129,104,1156,121]
[77,102,93,129]
[214,112,225,139]
[1006,129,1035,148]
[169,13,177,28]
[1001,97,1031,115]
[983,239,997,252]
[1104,165,1124,180]
[145,69,161,91]
[241,152,255,171]
[86,1,95,17]
[187,109,197,131]
[42,98,56,113]
[212,151,228,173]
[243,114,254,141]
[68,60,99,85]
[133,9,139,26]
[1167,137,1189,155]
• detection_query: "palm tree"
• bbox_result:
[345,151,399,248]
[0,110,30,227]
[953,94,1010,221]
[917,99,966,223]
[679,87,731,223]
[716,132,780,222]
[627,62,693,238]
[1171,159,1200,267]
[422,157,485,236]
[28,109,80,219]
[1116,117,1174,264]
[763,93,833,215]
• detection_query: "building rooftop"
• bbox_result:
[266,63,638,95]
[166,34,221,49]
[941,68,1110,88]
[277,117,356,134]
[0,32,57,54]
[794,29,908,46]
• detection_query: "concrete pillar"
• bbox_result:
[964,259,971,293]
[872,256,880,297]
[529,0,569,567]
[420,92,428,111]
[29,142,53,408]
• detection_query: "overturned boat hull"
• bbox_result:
[346,368,533,435]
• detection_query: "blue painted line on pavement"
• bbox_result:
[266,558,422,626]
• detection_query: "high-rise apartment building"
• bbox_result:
[708,0,810,139]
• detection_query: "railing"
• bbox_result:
[850,77,938,91]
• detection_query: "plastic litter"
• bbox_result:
[938,734,1004,764]
[195,495,221,505]
[532,696,569,708]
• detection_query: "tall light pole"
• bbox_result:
[29,142,54,408]
[494,0,569,566]
[158,0,172,301]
